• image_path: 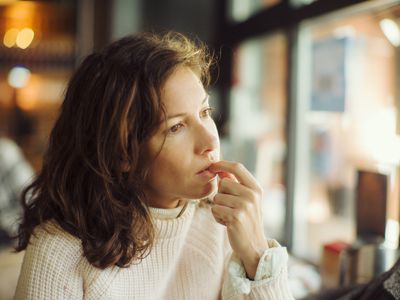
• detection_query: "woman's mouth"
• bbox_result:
[196,167,217,179]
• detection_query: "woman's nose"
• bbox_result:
[195,123,219,157]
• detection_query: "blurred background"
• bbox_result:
[1,0,400,299]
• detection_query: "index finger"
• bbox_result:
[209,160,259,190]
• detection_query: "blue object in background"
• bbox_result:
[311,37,347,112]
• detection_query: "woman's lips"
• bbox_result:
[197,168,217,179]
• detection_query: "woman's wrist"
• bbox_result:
[239,239,269,280]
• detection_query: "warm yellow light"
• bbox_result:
[4,2,35,32]
[17,73,39,110]
[17,90,37,110]
[3,28,18,47]
[16,28,34,49]
[0,0,18,4]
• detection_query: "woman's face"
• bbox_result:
[144,66,220,208]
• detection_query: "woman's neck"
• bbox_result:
[146,192,188,209]
[152,200,186,209]
[149,201,189,219]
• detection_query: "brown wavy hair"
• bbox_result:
[15,32,214,269]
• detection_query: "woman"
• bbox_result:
[14,32,293,299]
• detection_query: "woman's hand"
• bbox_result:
[209,160,269,280]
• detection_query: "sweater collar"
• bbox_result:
[151,200,198,239]
[149,203,188,220]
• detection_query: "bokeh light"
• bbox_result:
[380,18,400,47]
[3,28,18,47]
[7,66,31,88]
[16,28,34,49]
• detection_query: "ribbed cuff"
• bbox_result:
[222,240,294,300]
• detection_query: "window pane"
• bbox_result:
[292,4,400,264]
[226,32,288,241]
[229,0,281,23]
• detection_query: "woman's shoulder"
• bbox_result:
[15,222,87,299]
[27,221,83,261]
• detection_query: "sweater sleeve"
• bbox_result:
[221,239,294,300]
[14,223,84,300]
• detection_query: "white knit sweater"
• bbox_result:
[14,201,293,299]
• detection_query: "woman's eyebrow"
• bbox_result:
[166,94,210,120]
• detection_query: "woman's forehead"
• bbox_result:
[161,67,206,113]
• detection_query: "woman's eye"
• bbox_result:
[201,107,214,118]
[168,123,184,134]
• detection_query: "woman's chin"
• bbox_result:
[199,177,218,199]
[181,177,218,201]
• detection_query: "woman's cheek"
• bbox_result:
[166,130,189,146]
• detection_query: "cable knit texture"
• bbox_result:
[14,202,293,299]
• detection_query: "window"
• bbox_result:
[291,4,400,263]
[229,0,281,23]
[227,32,288,241]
